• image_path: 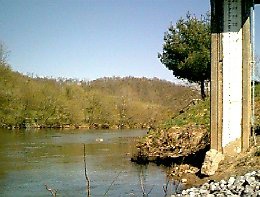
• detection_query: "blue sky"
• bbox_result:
[0,0,259,82]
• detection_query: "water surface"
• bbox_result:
[0,128,170,196]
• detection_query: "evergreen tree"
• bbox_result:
[159,13,211,99]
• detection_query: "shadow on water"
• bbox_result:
[132,144,210,169]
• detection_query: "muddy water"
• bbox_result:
[0,129,169,196]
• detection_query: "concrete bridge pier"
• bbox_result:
[210,0,254,155]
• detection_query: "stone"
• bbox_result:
[201,149,225,176]
[215,194,225,197]
[181,190,188,195]
[243,185,254,194]
[201,183,209,190]
[199,188,209,194]
[181,178,187,184]
[219,179,227,189]
[187,191,196,197]
[209,183,218,192]
[245,176,256,185]
[227,183,236,191]
[223,189,233,195]
[220,183,226,189]
[228,176,236,185]
[219,180,226,184]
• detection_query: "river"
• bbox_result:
[0,128,172,197]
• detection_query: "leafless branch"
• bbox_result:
[173,180,182,194]
[140,169,146,196]
[139,167,153,197]
[147,186,154,196]
[84,144,91,197]
[163,179,170,195]
[104,171,122,196]
[45,184,57,197]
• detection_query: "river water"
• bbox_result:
[0,128,170,197]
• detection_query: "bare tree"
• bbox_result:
[0,42,10,64]
[138,166,153,197]
[83,144,91,197]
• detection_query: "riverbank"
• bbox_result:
[132,127,259,182]
[131,96,260,191]
[132,127,259,191]
[170,142,260,188]
[2,122,152,130]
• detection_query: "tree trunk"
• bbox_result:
[200,80,206,100]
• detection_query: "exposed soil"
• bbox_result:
[132,126,260,189]
[131,125,209,164]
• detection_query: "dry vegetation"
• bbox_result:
[0,63,200,129]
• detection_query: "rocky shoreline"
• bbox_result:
[172,170,260,197]
[132,123,260,195]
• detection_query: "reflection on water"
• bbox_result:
[0,128,169,196]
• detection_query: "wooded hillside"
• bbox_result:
[0,63,200,129]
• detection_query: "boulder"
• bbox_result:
[201,149,224,176]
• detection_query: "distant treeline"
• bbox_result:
[0,63,199,129]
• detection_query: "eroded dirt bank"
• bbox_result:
[132,125,260,188]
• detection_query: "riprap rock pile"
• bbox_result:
[171,170,260,197]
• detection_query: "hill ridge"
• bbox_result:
[0,63,199,129]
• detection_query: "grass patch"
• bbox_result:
[162,98,210,130]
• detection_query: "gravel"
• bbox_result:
[171,170,260,197]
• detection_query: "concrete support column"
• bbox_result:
[241,0,252,152]
[210,0,223,152]
[210,0,252,155]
